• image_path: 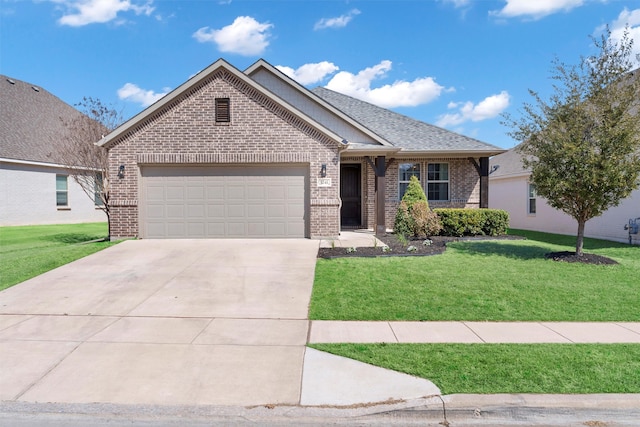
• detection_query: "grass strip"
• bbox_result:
[310,230,639,321]
[310,343,640,394]
[0,222,117,290]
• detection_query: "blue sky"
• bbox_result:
[1,0,639,149]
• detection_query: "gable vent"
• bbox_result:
[215,98,230,123]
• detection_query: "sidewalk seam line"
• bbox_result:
[461,322,486,343]
[540,323,575,343]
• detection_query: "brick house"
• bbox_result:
[99,59,504,239]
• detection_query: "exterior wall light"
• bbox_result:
[320,164,327,177]
[118,164,125,179]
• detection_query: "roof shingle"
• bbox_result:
[312,86,503,153]
[0,75,82,165]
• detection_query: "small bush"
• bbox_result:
[393,201,414,238]
[434,209,509,237]
[394,176,442,239]
[412,200,443,238]
[402,175,427,210]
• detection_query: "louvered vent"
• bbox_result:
[215,98,230,123]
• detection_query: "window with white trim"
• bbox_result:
[398,163,420,200]
[427,163,449,201]
[56,174,68,207]
[528,183,537,214]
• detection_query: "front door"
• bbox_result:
[340,164,361,228]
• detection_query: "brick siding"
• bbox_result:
[107,69,341,239]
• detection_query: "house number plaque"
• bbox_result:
[317,178,332,187]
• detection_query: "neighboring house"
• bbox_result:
[489,145,640,245]
[99,59,504,240]
[0,75,106,226]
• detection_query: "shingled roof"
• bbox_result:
[0,75,82,165]
[312,86,503,154]
[488,144,531,179]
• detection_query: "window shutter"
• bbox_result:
[215,98,230,122]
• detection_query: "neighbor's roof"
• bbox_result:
[489,144,531,179]
[312,87,504,155]
[0,75,82,165]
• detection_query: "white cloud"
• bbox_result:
[490,0,584,20]
[314,9,360,30]
[607,8,640,65]
[325,60,447,108]
[117,82,169,107]
[193,16,272,56]
[276,62,339,85]
[436,91,510,127]
[52,0,154,27]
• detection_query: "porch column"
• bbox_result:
[479,157,489,208]
[374,156,386,236]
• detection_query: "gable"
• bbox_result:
[247,63,388,147]
[99,60,344,151]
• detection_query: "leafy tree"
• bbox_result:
[59,97,123,238]
[504,27,640,255]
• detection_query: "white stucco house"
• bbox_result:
[0,75,106,226]
[489,145,640,245]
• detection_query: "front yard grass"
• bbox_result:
[310,229,640,321]
[0,222,117,291]
[310,343,640,394]
[311,230,640,394]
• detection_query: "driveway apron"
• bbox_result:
[0,239,318,406]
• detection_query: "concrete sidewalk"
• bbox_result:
[310,320,640,343]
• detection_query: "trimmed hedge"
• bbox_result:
[434,208,509,237]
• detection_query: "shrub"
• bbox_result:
[402,175,427,210]
[411,200,443,238]
[434,209,509,237]
[394,176,442,238]
[393,200,414,238]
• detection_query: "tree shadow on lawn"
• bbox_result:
[41,233,107,244]
[449,240,551,261]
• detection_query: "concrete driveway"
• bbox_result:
[0,239,317,406]
[0,238,439,408]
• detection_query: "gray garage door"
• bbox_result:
[141,165,308,238]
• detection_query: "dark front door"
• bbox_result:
[340,164,361,227]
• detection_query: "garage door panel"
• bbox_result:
[142,165,307,238]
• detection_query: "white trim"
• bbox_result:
[0,157,98,172]
[427,162,450,202]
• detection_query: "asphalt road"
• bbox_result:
[2,400,639,427]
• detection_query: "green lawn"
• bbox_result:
[0,222,117,291]
[311,343,640,394]
[311,230,640,394]
[310,229,640,321]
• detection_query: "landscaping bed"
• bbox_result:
[318,233,523,258]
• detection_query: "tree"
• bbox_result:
[59,97,123,238]
[504,27,640,255]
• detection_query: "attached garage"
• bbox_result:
[140,165,308,238]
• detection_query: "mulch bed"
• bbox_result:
[319,233,619,265]
[544,251,618,265]
[318,234,521,259]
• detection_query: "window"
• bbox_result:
[56,174,68,207]
[215,98,230,122]
[528,183,537,214]
[398,163,420,200]
[427,163,449,201]
[94,173,104,206]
